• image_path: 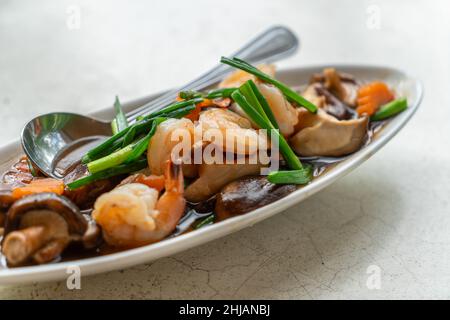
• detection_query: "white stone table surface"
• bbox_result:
[0,0,449,299]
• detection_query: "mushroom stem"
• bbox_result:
[32,238,69,264]
[2,225,49,265]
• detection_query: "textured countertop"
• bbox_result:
[0,0,449,299]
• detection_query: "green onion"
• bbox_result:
[179,90,203,100]
[231,90,303,171]
[87,143,136,174]
[164,104,197,119]
[179,88,237,100]
[240,80,279,129]
[122,123,139,147]
[67,159,148,190]
[194,214,215,229]
[221,57,317,113]
[205,88,237,99]
[111,119,119,135]
[81,128,130,164]
[146,98,203,119]
[92,137,124,160]
[125,118,166,163]
[113,96,129,132]
[268,164,313,185]
[371,98,408,121]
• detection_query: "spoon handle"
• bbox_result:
[126,25,299,122]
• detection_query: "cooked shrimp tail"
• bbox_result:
[154,161,185,235]
[164,160,184,194]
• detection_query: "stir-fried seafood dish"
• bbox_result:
[0,57,408,267]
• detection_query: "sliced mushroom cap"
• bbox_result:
[64,163,122,209]
[0,189,15,212]
[290,109,369,157]
[310,68,360,107]
[215,176,296,220]
[2,193,88,266]
[185,162,265,203]
[302,83,355,121]
[0,190,16,233]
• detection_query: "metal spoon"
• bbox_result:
[22,25,299,179]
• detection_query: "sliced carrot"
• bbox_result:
[12,178,65,199]
[184,104,202,121]
[183,99,215,121]
[356,81,394,116]
[135,174,165,192]
[197,98,214,108]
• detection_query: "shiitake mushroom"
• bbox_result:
[215,175,296,220]
[1,193,100,266]
[0,190,16,233]
[63,163,121,210]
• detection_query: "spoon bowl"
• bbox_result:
[21,113,112,179]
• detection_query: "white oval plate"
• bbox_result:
[0,65,423,284]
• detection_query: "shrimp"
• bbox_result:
[147,118,196,177]
[92,161,185,247]
[256,83,299,137]
[198,108,267,155]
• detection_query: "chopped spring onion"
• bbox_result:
[67,159,148,190]
[111,119,119,135]
[178,90,202,100]
[179,88,237,100]
[113,96,129,132]
[267,165,313,185]
[231,89,303,171]
[206,88,237,99]
[239,80,279,129]
[221,57,317,113]
[87,143,136,174]
[146,98,203,119]
[125,118,166,163]
[371,98,408,121]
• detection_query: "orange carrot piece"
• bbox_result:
[135,175,165,192]
[197,99,214,108]
[12,178,65,199]
[183,99,215,121]
[184,104,202,121]
[356,81,394,116]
